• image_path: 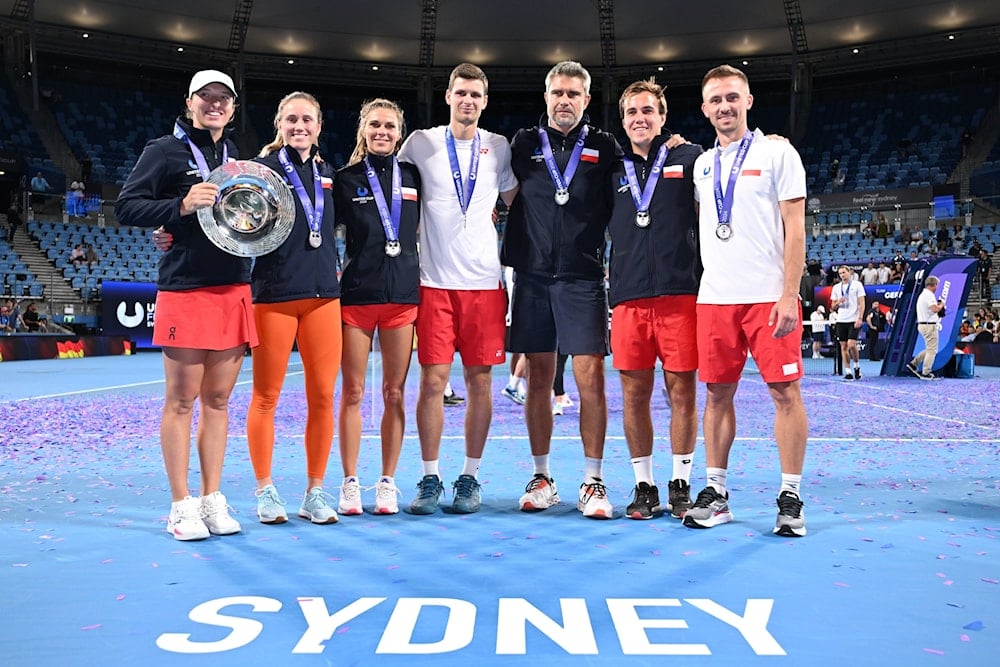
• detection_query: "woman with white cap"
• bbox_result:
[116,69,254,541]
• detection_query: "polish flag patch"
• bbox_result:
[662,165,684,179]
[401,187,418,201]
[581,147,600,163]
[741,169,761,177]
[321,176,333,189]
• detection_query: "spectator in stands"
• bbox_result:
[968,238,982,257]
[876,213,889,240]
[334,97,419,517]
[906,275,943,380]
[5,202,21,243]
[115,69,251,542]
[978,249,992,300]
[29,172,50,212]
[0,302,11,333]
[70,243,86,266]
[935,225,949,249]
[877,261,891,284]
[865,300,886,362]
[23,302,46,332]
[890,260,904,283]
[682,64,809,538]
[908,228,923,248]
[860,261,878,285]
[831,265,865,381]
[84,243,99,268]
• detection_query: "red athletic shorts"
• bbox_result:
[696,302,803,384]
[611,295,697,372]
[153,284,258,350]
[416,286,506,366]
[342,303,418,331]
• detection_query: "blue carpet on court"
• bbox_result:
[1,351,997,666]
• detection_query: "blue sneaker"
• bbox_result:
[452,474,482,513]
[256,484,287,524]
[410,475,445,515]
[501,385,526,405]
[298,487,339,524]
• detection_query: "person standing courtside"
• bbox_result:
[906,275,945,380]
[831,266,865,380]
[335,98,421,516]
[682,64,810,537]
[397,63,519,514]
[502,61,622,519]
[607,78,702,520]
[116,70,251,541]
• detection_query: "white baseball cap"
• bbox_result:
[188,70,237,98]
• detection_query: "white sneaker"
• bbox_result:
[552,400,563,416]
[338,479,363,515]
[578,477,613,519]
[166,496,209,541]
[200,491,242,535]
[519,474,560,511]
[374,479,401,514]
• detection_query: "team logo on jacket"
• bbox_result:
[530,147,545,163]
[352,186,373,204]
[617,176,629,193]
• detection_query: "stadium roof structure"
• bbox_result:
[2,1,1000,89]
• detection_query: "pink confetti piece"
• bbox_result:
[943,580,954,586]
[922,648,944,655]
[80,624,101,631]
[457,553,467,559]
[387,565,399,570]
[151,563,159,568]
[681,551,699,556]
[834,582,851,588]
[596,544,608,549]
[12,563,28,567]
[491,552,503,557]
[960,635,970,642]
[101,559,113,564]
[116,595,126,601]
[336,626,350,634]
[192,553,212,561]
[650,549,660,556]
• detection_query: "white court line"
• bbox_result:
[224,434,999,443]
[803,387,996,430]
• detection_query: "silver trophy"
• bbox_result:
[198,160,295,257]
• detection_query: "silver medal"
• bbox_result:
[554,189,570,206]
[715,224,732,241]
[309,230,322,248]
[385,240,401,257]
[635,211,651,228]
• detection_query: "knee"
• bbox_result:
[200,389,232,412]
[341,382,365,407]
[382,384,405,408]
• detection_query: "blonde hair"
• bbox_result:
[258,91,322,157]
[347,98,407,166]
[618,78,667,118]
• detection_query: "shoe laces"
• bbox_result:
[630,483,652,504]
[256,486,285,508]
[416,476,443,499]
[777,491,803,518]
[524,474,551,492]
[376,481,401,500]
[340,481,361,501]
[668,479,689,493]
[202,494,235,519]
[581,478,608,500]
[453,475,481,497]
[305,488,333,509]
[691,486,724,509]
[174,498,201,521]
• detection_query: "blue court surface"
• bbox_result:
[1,351,997,666]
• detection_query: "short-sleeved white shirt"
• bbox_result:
[693,129,807,304]
[915,288,940,323]
[832,279,865,322]
[398,126,518,290]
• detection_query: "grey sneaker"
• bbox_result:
[682,486,733,529]
[298,487,339,524]
[410,475,445,515]
[256,484,287,524]
[773,490,807,537]
[452,474,482,513]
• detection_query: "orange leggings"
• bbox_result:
[247,298,342,481]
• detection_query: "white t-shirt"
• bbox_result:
[861,267,878,284]
[915,288,940,323]
[693,129,807,304]
[398,126,518,290]
[877,266,891,284]
[832,279,865,323]
[809,310,828,334]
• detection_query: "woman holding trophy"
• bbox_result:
[334,99,421,516]
[116,70,253,541]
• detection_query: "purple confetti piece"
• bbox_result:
[650,549,660,556]
[192,553,212,561]
[962,621,984,631]
[116,594,126,601]
[336,626,350,634]
[834,582,851,588]
[80,624,101,631]
[982,578,998,584]
[922,648,944,655]
[491,552,503,557]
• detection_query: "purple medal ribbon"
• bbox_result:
[278,147,325,247]
[712,130,754,237]
[173,122,228,180]
[363,155,403,257]
[538,125,590,205]
[623,142,669,227]
[445,127,480,220]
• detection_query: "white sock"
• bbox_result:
[343,476,358,486]
[780,473,802,497]
[444,382,453,395]
[585,457,603,481]
[507,374,519,390]
[532,455,550,477]
[706,467,727,495]
[672,453,694,483]
[461,457,481,478]
[379,476,394,486]
[421,460,440,478]
[516,378,527,393]
[630,455,654,485]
